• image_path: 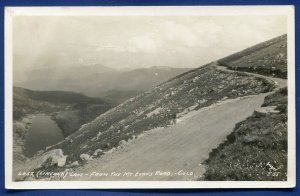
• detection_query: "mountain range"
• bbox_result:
[14,65,192,103]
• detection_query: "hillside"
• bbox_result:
[48,63,275,162]
[218,34,287,78]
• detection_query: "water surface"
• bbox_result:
[23,114,64,158]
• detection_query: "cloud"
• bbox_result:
[160,21,203,47]
[13,15,287,71]
[127,33,161,53]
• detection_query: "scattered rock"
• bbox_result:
[105,147,116,154]
[222,96,228,101]
[254,106,280,117]
[93,149,103,156]
[119,140,127,146]
[26,149,68,170]
[57,155,68,167]
[197,99,207,104]
[80,154,92,161]
[192,76,200,82]
[36,150,45,156]
[96,131,102,140]
[70,161,79,167]
[243,135,259,143]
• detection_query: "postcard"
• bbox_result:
[5,6,295,189]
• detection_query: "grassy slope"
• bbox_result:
[49,64,275,162]
[204,88,287,181]
[218,34,287,78]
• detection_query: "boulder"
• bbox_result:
[93,149,103,156]
[243,135,259,143]
[80,154,92,161]
[254,106,280,117]
[57,155,68,167]
[39,149,67,167]
[119,140,127,146]
[22,149,68,171]
[70,161,79,167]
[104,147,116,154]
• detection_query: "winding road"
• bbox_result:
[61,64,287,181]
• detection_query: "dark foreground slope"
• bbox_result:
[49,64,274,162]
[218,34,287,78]
[204,88,287,181]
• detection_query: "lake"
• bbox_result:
[23,114,64,158]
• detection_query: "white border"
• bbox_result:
[4,6,296,189]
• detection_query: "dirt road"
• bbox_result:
[59,64,287,181]
[63,94,271,181]
[214,63,287,89]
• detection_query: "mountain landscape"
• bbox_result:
[13,34,288,181]
[14,66,192,104]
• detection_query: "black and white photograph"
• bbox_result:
[5,6,295,189]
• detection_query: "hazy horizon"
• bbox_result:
[13,15,286,74]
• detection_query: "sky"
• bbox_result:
[13,15,287,72]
